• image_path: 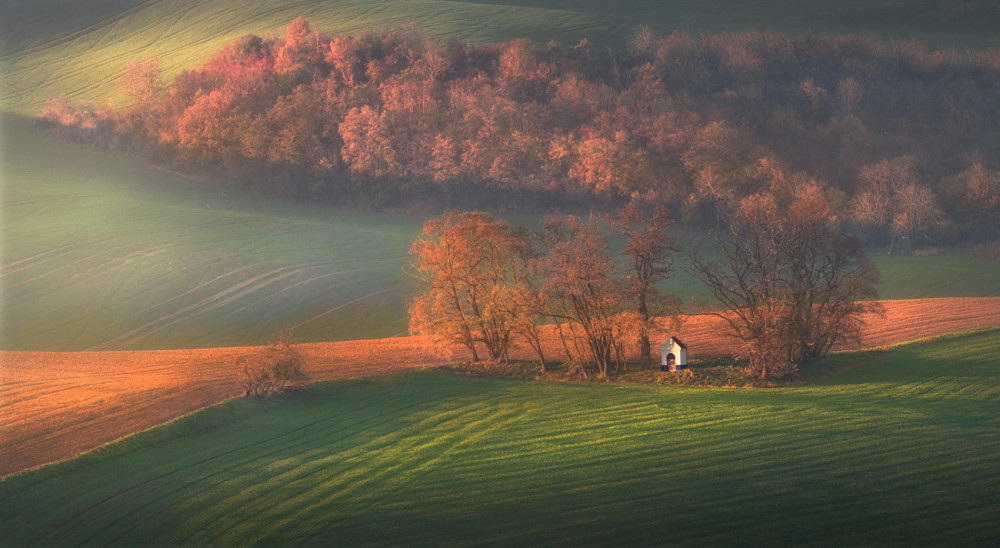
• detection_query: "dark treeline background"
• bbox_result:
[39,18,1000,247]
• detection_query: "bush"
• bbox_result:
[239,329,306,398]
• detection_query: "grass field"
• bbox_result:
[3,0,999,114]
[1,113,424,350]
[2,327,998,545]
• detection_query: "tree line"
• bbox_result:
[408,194,880,379]
[39,18,1000,243]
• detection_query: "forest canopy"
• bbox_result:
[39,18,1000,242]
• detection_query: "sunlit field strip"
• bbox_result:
[2,328,999,545]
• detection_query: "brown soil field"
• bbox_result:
[2,297,999,478]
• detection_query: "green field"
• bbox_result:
[870,254,1000,301]
[1,112,424,350]
[3,0,999,114]
[2,328,999,545]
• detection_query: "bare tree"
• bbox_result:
[781,193,882,360]
[836,77,864,116]
[851,158,946,253]
[891,183,946,251]
[691,192,880,378]
[606,202,680,368]
[852,158,911,233]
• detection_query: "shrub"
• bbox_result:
[239,328,306,398]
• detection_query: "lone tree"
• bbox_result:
[606,202,680,369]
[407,211,534,363]
[690,190,881,378]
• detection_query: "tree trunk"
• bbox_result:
[639,333,652,369]
[637,288,653,369]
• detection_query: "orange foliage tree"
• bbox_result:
[536,216,633,378]
[37,18,1000,232]
[407,211,535,363]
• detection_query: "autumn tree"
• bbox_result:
[339,105,400,177]
[118,58,163,133]
[606,202,679,368]
[851,158,946,252]
[536,215,632,378]
[407,211,534,363]
[274,17,321,76]
[36,20,1000,229]
[266,83,339,175]
[939,163,1000,228]
[506,270,549,372]
[691,192,880,378]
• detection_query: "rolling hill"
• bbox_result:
[2,4,1000,544]
[2,327,999,545]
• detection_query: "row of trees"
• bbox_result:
[407,206,676,378]
[408,194,880,379]
[39,19,1000,240]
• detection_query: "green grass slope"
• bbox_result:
[871,254,1000,300]
[3,0,999,114]
[1,112,423,350]
[2,328,999,545]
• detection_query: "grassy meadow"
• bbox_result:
[2,328,999,545]
[1,113,426,350]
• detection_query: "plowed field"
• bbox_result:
[3,297,999,477]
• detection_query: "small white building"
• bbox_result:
[660,337,688,372]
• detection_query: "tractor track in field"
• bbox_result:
[87,266,306,351]
[2,297,999,478]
